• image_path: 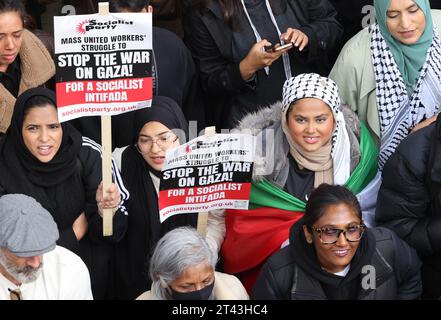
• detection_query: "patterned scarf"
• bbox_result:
[370,23,441,169]
[281,73,351,187]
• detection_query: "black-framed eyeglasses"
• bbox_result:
[8,288,22,300]
[311,224,366,245]
[136,131,178,153]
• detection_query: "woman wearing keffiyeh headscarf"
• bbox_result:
[0,87,130,299]
[330,0,441,170]
[206,73,378,293]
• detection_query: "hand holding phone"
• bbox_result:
[264,42,293,53]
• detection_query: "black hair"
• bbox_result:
[303,184,362,228]
[217,0,243,30]
[0,0,26,24]
[285,102,298,122]
[109,0,148,12]
[23,95,56,117]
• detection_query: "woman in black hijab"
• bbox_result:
[0,87,130,299]
[253,184,422,300]
[113,96,198,300]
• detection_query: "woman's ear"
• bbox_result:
[303,225,313,244]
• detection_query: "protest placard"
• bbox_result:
[54,3,152,236]
[54,11,152,122]
[159,134,255,223]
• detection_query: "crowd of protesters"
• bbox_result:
[1,0,441,300]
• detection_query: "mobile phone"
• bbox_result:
[265,42,293,52]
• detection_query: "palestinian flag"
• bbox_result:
[221,123,379,293]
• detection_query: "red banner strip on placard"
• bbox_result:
[159,182,252,210]
[56,77,152,107]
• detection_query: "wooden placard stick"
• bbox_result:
[197,126,216,237]
[99,2,113,236]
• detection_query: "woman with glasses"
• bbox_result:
[253,184,422,300]
[113,96,198,300]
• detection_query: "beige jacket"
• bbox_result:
[0,29,55,133]
[136,271,249,300]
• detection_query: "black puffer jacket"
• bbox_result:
[376,115,441,299]
[253,222,422,300]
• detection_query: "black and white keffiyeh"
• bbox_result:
[281,73,351,186]
[370,23,441,170]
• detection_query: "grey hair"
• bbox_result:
[149,227,217,300]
